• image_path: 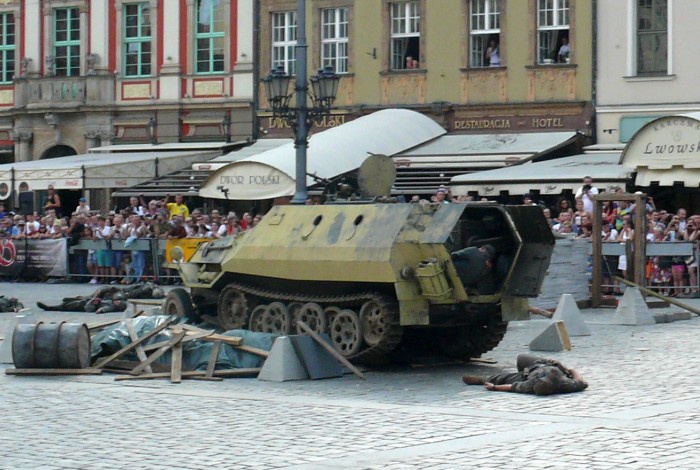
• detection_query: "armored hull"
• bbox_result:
[168,202,554,363]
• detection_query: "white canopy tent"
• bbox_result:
[0,150,217,200]
[450,152,633,197]
[199,109,446,200]
[392,131,579,193]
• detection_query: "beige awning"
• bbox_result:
[621,113,700,187]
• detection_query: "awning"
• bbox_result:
[620,112,700,187]
[393,131,578,194]
[450,152,633,196]
[111,139,291,198]
[200,109,446,200]
[0,150,218,196]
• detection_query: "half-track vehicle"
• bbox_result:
[166,200,554,364]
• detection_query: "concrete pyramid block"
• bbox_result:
[552,294,591,336]
[529,321,571,352]
[258,336,309,382]
[612,288,655,326]
[290,334,343,380]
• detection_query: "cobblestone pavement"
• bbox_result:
[2,282,700,469]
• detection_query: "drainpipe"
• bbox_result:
[591,0,598,144]
[252,0,261,141]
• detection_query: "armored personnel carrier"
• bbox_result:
[165,158,554,363]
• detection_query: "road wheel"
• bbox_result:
[295,303,327,334]
[162,288,198,321]
[248,305,268,332]
[217,287,250,331]
[260,302,291,335]
[360,299,389,347]
[330,309,363,357]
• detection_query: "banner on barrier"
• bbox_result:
[165,238,214,263]
[0,238,68,277]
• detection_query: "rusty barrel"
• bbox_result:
[12,322,91,369]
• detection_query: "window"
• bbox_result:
[537,0,569,64]
[321,7,349,74]
[390,1,420,70]
[469,0,500,67]
[124,3,152,77]
[196,0,225,74]
[0,13,15,84]
[272,11,297,75]
[637,0,667,75]
[54,7,80,76]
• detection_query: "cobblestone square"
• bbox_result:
[2,282,700,469]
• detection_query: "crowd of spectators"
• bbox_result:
[0,192,263,284]
[541,177,699,296]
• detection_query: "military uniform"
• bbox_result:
[464,354,588,396]
[37,296,101,312]
[95,299,127,314]
[0,296,23,312]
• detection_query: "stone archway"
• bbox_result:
[41,145,77,159]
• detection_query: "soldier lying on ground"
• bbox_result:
[0,296,24,313]
[462,354,588,396]
[37,292,128,314]
[91,282,164,300]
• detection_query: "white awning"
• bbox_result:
[620,112,700,187]
[392,131,578,194]
[191,139,291,172]
[200,109,446,200]
[0,150,217,196]
[450,152,633,196]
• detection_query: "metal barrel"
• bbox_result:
[12,322,91,369]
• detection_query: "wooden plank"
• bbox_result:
[230,344,270,358]
[103,360,171,373]
[206,341,222,378]
[94,317,174,369]
[114,368,261,381]
[199,333,243,346]
[142,330,214,352]
[130,330,187,375]
[171,341,183,384]
[296,320,366,380]
[616,276,700,316]
[189,376,223,382]
[125,319,153,374]
[6,368,103,376]
[469,357,498,364]
[591,196,602,308]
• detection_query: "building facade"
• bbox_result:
[257,0,593,141]
[0,0,255,164]
[596,0,700,210]
[596,0,693,145]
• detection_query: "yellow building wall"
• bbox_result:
[259,0,592,111]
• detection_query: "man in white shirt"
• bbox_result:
[575,176,599,214]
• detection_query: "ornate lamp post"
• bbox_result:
[262,0,341,204]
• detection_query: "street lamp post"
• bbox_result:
[262,0,340,204]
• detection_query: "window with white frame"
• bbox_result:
[321,7,348,74]
[0,12,15,84]
[637,0,667,75]
[537,0,569,64]
[124,3,152,77]
[390,1,420,70]
[196,0,225,74]
[54,7,80,76]
[271,11,297,75]
[469,0,500,67]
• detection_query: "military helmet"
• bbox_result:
[112,293,126,302]
[151,287,165,299]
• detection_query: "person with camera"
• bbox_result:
[574,176,599,215]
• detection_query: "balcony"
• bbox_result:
[13,74,115,110]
